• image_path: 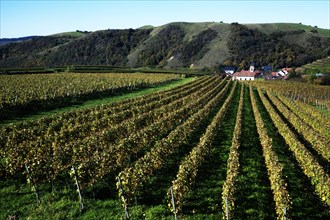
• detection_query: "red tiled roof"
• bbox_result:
[282,68,292,72]
[233,70,255,77]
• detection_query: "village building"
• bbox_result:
[262,65,272,71]
[271,71,278,78]
[232,63,257,81]
[277,68,292,76]
[224,66,236,75]
[232,71,256,80]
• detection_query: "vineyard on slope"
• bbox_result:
[0,72,181,120]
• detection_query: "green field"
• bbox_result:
[0,75,329,219]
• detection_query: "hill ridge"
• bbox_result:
[0,22,329,70]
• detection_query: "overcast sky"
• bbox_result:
[1,0,329,38]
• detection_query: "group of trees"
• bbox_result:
[46,29,151,66]
[0,29,152,68]
[0,36,74,67]
[226,23,330,70]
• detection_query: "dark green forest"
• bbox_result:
[226,23,330,70]
[45,29,152,66]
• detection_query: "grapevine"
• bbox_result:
[169,81,237,214]
[250,85,291,220]
[221,82,244,219]
[257,87,330,207]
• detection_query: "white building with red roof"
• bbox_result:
[232,63,256,81]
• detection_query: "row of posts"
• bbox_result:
[116,182,287,220]
[24,171,287,220]
[25,164,84,212]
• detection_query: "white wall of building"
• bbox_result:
[232,76,255,81]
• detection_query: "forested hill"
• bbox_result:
[1,22,329,70]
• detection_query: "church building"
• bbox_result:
[232,63,257,81]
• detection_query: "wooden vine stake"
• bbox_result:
[71,166,84,211]
[225,197,229,220]
[117,177,129,220]
[25,163,41,204]
[170,187,178,220]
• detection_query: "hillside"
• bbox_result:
[0,22,329,69]
[297,56,330,74]
[246,23,330,38]
[0,36,40,46]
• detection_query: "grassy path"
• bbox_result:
[232,85,276,219]
[0,77,194,126]
[253,89,330,219]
